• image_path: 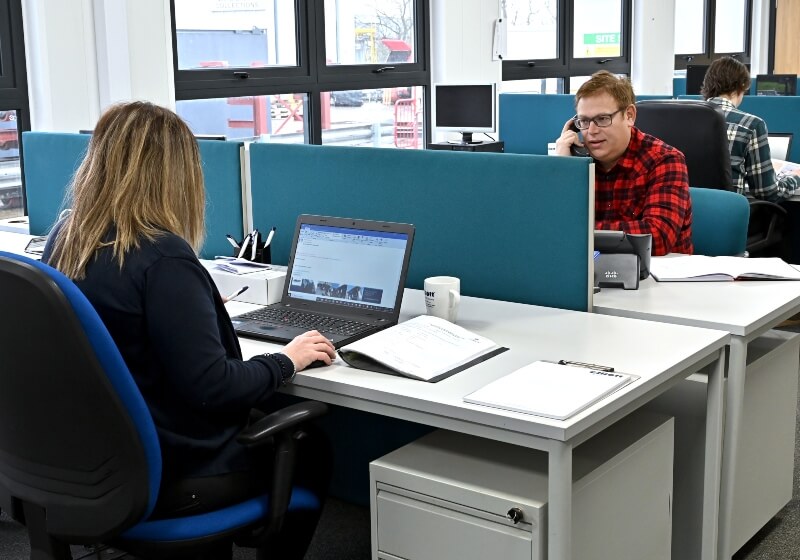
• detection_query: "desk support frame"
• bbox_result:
[286,346,726,560]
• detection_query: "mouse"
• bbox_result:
[304,359,328,369]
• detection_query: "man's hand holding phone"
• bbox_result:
[555,118,590,157]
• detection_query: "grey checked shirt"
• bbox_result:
[707,96,799,202]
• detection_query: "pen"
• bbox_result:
[237,233,251,259]
[250,229,259,260]
[263,226,276,248]
[224,285,249,302]
[226,234,240,249]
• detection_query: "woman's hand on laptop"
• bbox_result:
[283,330,337,371]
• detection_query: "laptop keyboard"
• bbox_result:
[234,307,372,336]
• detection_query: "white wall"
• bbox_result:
[631,0,675,95]
[22,0,174,132]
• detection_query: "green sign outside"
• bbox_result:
[584,33,620,45]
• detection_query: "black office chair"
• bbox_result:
[0,251,327,560]
[635,99,787,257]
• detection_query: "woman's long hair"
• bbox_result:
[49,101,205,279]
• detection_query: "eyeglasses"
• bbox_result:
[572,108,625,130]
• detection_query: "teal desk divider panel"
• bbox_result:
[637,94,673,101]
[22,132,90,235]
[196,140,245,259]
[499,93,575,155]
[673,77,686,97]
[249,143,593,312]
[679,94,800,162]
[21,133,244,257]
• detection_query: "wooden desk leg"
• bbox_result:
[548,441,573,560]
[719,337,748,560]
[702,348,725,560]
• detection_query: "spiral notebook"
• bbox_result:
[464,361,637,421]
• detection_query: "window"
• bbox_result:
[502,0,631,91]
[0,0,29,220]
[674,0,751,69]
[171,0,430,149]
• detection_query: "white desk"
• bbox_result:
[594,274,800,560]
[0,230,36,257]
[229,291,730,560]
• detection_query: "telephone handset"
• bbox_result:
[569,122,591,157]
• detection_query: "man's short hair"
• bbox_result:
[700,57,751,99]
[575,70,636,110]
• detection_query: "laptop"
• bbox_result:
[768,133,793,161]
[231,215,415,348]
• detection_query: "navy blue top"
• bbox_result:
[44,224,284,480]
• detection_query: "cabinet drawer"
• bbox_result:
[376,489,535,560]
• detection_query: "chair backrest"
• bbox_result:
[635,100,733,191]
[689,188,750,256]
[0,252,161,541]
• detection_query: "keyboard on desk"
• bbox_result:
[233,307,372,337]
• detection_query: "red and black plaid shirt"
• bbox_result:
[595,127,693,256]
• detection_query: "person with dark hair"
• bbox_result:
[43,101,336,558]
[554,70,693,256]
[702,56,799,201]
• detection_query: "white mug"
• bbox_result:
[424,276,461,322]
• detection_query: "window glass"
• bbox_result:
[505,0,559,60]
[0,110,22,219]
[573,0,622,58]
[674,0,705,54]
[173,0,298,70]
[714,0,746,53]
[321,86,424,149]
[176,94,307,143]
[324,0,416,65]
[501,78,563,94]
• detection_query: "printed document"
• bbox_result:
[463,361,636,421]
[338,315,502,382]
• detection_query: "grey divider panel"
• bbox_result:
[499,93,576,155]
[249,143,593,312]
[197,140,245,259]
[22,132,90,235]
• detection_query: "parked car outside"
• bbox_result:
[330,90,365,107]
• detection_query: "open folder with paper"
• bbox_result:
[338,315,506,382]
[650,255,800,282]
[463,361,637,421]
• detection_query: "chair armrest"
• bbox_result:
[748,199,788,215]
[237,401,328,446]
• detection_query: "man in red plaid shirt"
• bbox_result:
[554,71,693,256]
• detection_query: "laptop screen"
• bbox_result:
[287,223,410,312]
[768,133,793,161]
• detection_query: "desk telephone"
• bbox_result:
[569,122,591,158]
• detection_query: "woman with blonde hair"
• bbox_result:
[44,101,335,556]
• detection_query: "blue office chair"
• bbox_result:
[689,187,750,256]
[0,251,327,560]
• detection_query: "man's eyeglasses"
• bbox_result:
[572,108,625,130]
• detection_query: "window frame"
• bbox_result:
[673,0,752,70]
[502,0,632,89]
[171,0,431,146]
[0,0,31,213]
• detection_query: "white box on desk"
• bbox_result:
[200,260,287,305]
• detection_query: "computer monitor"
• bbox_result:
[756,74,797,96]
[434,83,497,145]
[767,133,793,161]
[685,65,709,95]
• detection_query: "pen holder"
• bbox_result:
[232,231,272,264]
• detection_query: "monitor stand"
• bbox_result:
[447,132,483,145]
